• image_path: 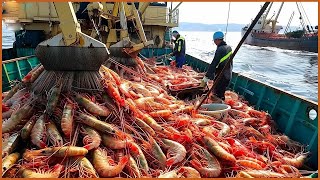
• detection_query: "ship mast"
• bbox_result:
[262,2,273,29]
[271,2,284,32]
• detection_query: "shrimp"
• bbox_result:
[101,134,133,149]
[141,113,165,133]
[235,171,254,178]
[203,136,236,162]
[211,120,230,137]
[125,155,141,178]
[145,85,160,96]
[229,109,251,119]
[192,118,212,126]
[2,133,19,158]
[2,152,20,175]
[242,170,285,178]
[73,156,99,178]
[20,164,63,178]
[77,112,116,134]
[135,97,166,111]
[149,110,172,118]
[236,160,263,170]
[80,126,101,150]
[20,117,37,140]
[155,97,171,105]
[240,157,267,168]
[283,154,307,168]
[47,120,63,147]
[103,80,125,106]
[119,80,133,98]
[141,136,166,170]
[158,170,181,178]
[279,165,302,177]
[160,138,186,166]
[2,103,34,133]
[173,105,194,114]
[178,166,201,178]
[134,117,156,136]
[23,146,88,161]
[61,101,74,138]
[22,64,44,84]
[30,114,47,149]
[131,84,153,97]
[190,144,221,178]
[93,148,128,177]
[45,79,63,116]
[74,93,111,117]
[2,82,23,103]
[127,142,150,174]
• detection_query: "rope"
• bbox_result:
[299,2,314,32]
[225,2,231,41]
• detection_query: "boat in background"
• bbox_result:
[241,2,318,53]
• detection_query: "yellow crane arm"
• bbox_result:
[139,2,150,15]
[53,2,80,46]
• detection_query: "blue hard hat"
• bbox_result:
[213,31,224,40]
[172,30,179,34]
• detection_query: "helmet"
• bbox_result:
[172,30,179,39]
[213,31,224,40]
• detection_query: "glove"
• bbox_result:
[200,76,209,87]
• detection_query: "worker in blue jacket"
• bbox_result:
[200,31,233,101]
[170,30,186,68]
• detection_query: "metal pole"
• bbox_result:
[195,2,271,111]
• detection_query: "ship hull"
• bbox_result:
[241,29,318,53]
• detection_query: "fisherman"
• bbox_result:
[170,30,186,68]
[200,31,233,102]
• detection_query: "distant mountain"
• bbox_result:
[174,22,245,32]
[174,22,301,32]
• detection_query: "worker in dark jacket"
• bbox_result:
[171,30,186,68]
[200,31,233,100]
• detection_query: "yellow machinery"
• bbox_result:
[2,2,179,49]
[35,2,110,71]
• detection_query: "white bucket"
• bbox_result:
[198,103,231,120]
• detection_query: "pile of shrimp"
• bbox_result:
[148,65,205,90]
[2,64,311,178]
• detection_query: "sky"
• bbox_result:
[172,2,318,27]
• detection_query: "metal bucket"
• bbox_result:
[198,103,231,121]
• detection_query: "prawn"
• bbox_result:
[23,146,88,161]
[149,110,172,118]
[80,126,101,150]
[2,133,19,158]
[203,136,236,162]
[77,112,116,134]
[93,148,128,177]
[20,117,37,140]
[190,144,222,178]
[61,101,75,138]
[178,166,201,178]
[141,136,166,170]
[74,93,111,117]
[45,79,63,116]
[20,164,63,178]
[160,138,186,166]
[2,152,20,175]
[47,120,63,147]
[2,103,34,133]
[30,114,47,149]
[101,134,133,150]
